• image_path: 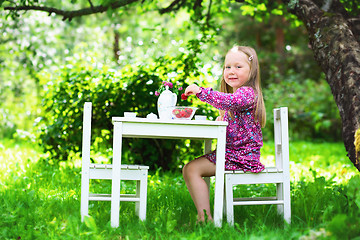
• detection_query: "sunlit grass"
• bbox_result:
[0,139,359,239]
[261,141,358,183]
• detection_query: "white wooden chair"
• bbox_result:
[80,102,149,226]
[224,107,291,225]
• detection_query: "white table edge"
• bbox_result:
[112,117,228,126]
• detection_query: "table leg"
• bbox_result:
[111,122,123,228]
[204,139,212,154]
[213,126,226,227]
[204,140,212,190]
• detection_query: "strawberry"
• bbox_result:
[180,110,187,117]
[185,108,193,113]
[181,93,188,100]
[184,108,193,117]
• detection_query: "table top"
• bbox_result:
[112,117,228,126]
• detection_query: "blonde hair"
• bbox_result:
[219,45,266,127]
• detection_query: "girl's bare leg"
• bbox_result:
[182,157,216,222]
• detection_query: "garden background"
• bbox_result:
[1,0,359,239]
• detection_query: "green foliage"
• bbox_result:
[1,140,359,239]
[263,77,341,141]
[235,0,302,27]
[1,0,344,145]
[36,38,218,168]
[326,175,360,239]
[292,170,346,226]
[339,0,360,16]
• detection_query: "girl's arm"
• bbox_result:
[196,86,256,112]
[186,84,226,120]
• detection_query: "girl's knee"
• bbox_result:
[182,162,191,178]
[182,160,197,179]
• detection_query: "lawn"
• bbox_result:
[0,139,359,239]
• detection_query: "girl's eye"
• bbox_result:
[225,66,231,69]
[237,66,242,68]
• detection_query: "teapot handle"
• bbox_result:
[172,93,177,105]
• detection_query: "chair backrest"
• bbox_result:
[82,102,92,171]
[273,107,289,173]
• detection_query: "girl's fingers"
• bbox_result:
[185,84,200,96]
[185,90,194,96]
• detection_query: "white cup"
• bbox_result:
[195,115,207,121]
[146,113,158,119]
[124,112,137,118]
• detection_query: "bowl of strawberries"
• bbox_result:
[171,106,198,120]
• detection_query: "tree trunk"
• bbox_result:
[283,0,360,171]
[275,15,286,75]
[113,29,120,64]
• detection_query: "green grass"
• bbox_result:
[0,140,359,239]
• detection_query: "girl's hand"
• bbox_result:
[216,110,225,121]
[185,84,201,96]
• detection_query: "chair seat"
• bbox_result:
[225,168,287,185]
[87,164,149,180]
[225,167,283,174]
[90,164,149,170]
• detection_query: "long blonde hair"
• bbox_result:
[219,45,266,127]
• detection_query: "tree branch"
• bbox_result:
[206,0,212,27]
[88,0,95,10]
[4,0,140,21]
[159,0,185,14]
[193,0,202,11]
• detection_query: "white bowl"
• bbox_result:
[124,112,137,118]
[170,106,197,120]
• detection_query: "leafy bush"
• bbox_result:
[263,76,341,141]
[36,40,218,169]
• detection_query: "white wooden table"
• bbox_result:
[111,117,228,227]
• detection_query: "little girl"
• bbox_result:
[183,45,266,223]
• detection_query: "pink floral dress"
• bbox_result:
[196,86,265,172]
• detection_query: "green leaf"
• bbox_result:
[84,215,98,232]
[347,175,360,209]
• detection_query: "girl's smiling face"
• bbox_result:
[223,50,251,92]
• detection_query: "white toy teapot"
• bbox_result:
[157,86,177,119]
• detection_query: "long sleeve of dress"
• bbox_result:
[196,87,256,112]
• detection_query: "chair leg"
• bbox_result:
[225,175,234,226]
[135,180,140,218]
[80,174,90,222]
[137,174,147,221]
[283,181,291,224]
[223,185,227,219]
[276,183,284,216]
